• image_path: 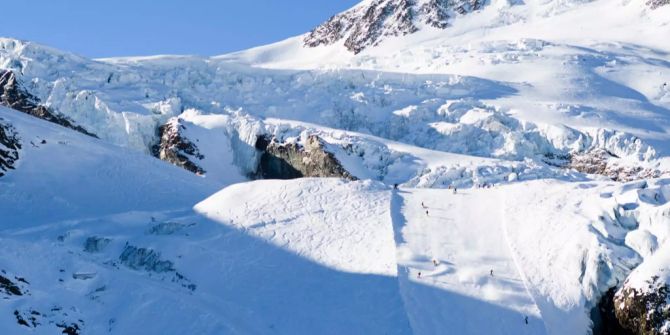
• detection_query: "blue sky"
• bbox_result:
[1,0,359,58]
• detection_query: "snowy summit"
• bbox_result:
[1,0,670,334]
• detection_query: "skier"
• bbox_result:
[490,269,494,277]
[417,272,422,279]
[421,201,426,208]
[524,316,529,325]
[393,183,399,190]
[453,187,458,195]
[432,259,439,267]
[426,210,429,216]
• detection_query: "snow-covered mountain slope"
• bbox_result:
[0,43,660,187]
[225,0,670,158]
[0,106,218,225]
[303,0,488,54]
[4,170,663,334]
[1,178,415,334]
[391,187,546,334]
[2,0,670,333]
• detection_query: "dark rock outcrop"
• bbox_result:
[593,287,633,335]
[83,236,111,253]
[0,274,23,296]
[304,0,487,53]
[153,119,205,175]
[647,0,670,9]
[119,244,175,273]
[119,244,196,291]
[256,135,356,180]
[0,70,96,137]
[612,276,670,335]
[0,120,20,177]
[544,149,663,182]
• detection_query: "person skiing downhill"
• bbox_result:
[432,259,439,267]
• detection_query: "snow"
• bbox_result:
[1,179,413,334]
[0,106,219,226]
[391,187,546,334]
[1,0,670,333]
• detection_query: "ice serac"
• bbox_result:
[304,0,487,53]
[0,70,96,138]
[0,119,20,177]
[255,134,356,180]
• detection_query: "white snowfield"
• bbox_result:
[1,109,665,334]
[2,0,670,333]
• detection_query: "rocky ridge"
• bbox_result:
[0,70,96,138]
[304,0,488,53]
[0,118,20,177]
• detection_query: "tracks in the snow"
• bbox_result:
[388,187,547,335]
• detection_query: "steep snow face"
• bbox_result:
[303,0,489,54]
[0,107,219,226]
[0,70,96,137]
[0,32,666,184]
[226,0,670,161]
[501,178,670,334]
[0,179,413,334]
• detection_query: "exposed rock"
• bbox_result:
[0,70,96,137]
[421,0,487,27]
[57,323,81,335]
[304,0,487,53]
[118,244,196,291]
[256,134,356,180]
[83,236,111,253]
[72,272,97,280]
[613,276,670,335]
[647,0,670,9]
[147,221,196,235]
[153,119,205,175]
[593,287,632,335]
[0,274,22,296]
[545,149,663,182]
[0,119,20,177]
[119,244,175,273]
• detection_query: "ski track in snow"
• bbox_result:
[391,187,547,334]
